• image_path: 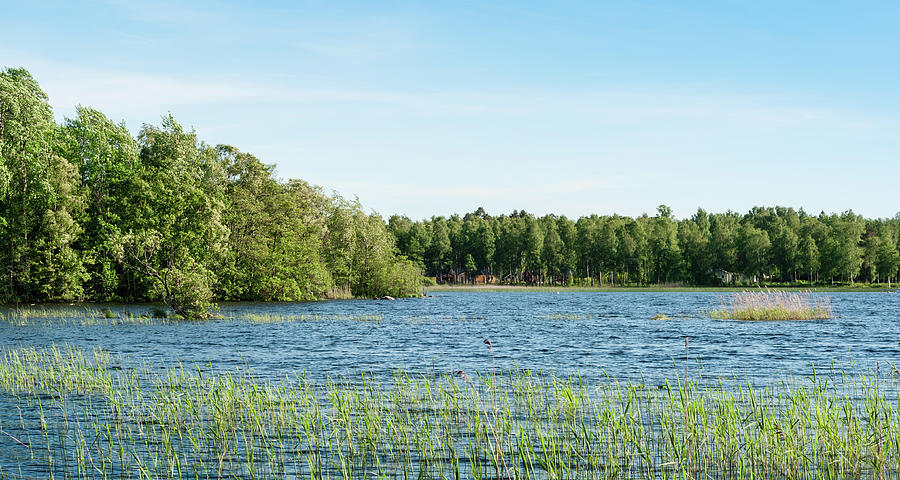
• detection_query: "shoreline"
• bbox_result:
[426,284,897,293]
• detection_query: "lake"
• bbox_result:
[2,291,897,386]
[3,291,900,479]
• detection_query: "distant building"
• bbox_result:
[474,274,498,284]
[709,269,751,285]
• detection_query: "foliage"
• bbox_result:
[3,68,897,304]
[340,204,421,298]
[389,205,900,287]
[1,69,421,314]
[0,68,86,302]
[217,147,332,301]
[56,106,142,300]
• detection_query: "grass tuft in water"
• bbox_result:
[708,289,833,320]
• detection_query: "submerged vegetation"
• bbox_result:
[1,346,900,479]
[708,289,834,321]
[0,68,421,318]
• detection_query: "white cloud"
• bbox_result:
[11,53,895,134]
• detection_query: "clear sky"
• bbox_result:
[2,1,898,220]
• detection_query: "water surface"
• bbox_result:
[2,291,897,386]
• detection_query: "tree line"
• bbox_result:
[0,68,421,317]
[388,205,900,287]
[3,67,899,318]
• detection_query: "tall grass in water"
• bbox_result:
[0,306,389,327]
[709,289,833,320]
[0,346,114,394]
[3,346,900,479]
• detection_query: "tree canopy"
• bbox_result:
[2,68,898,316]
[0,68,422,316]
[389,206,900,288]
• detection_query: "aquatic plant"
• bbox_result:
[0,346,114,395]
[0,306,392,327]
[708,289,833,320]
[1,346,899,479]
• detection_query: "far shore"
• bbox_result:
[426,284,897,293]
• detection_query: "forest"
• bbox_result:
[3,67,900,320]
[388,205,900,288]
[0,68,422,317]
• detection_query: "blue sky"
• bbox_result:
[3,1,899,219]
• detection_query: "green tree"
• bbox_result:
[708,213,739,276]
[649,206,681,283]
[557,216,577,284]
[0,67,85,302]
[523,215,544,282]
[217,146,331,301]
[678,209,711,284]
[737,223,770,283]
[57,106,142,300]
[798,235,820,284]
[541,218,564,283]
[111,115,227,318]
[346,207,421,297]
[597,217,619,286]
[875,236,899,287]
[427,217,452,278]
[464,253,478,282]
[770,220,799,282]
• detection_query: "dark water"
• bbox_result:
[2,291,898,385]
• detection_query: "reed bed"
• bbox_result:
[0,308,496,327]
[708,289,834,320]
[2,346,900,479]
[0,346,114,395]
[0,305,174,327]
[0,307,390,327]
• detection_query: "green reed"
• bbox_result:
[0,305,174,327]
[0,307,493,327]
[0,306,391,327]
[1,346,900,479]
[708,289,834,321]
